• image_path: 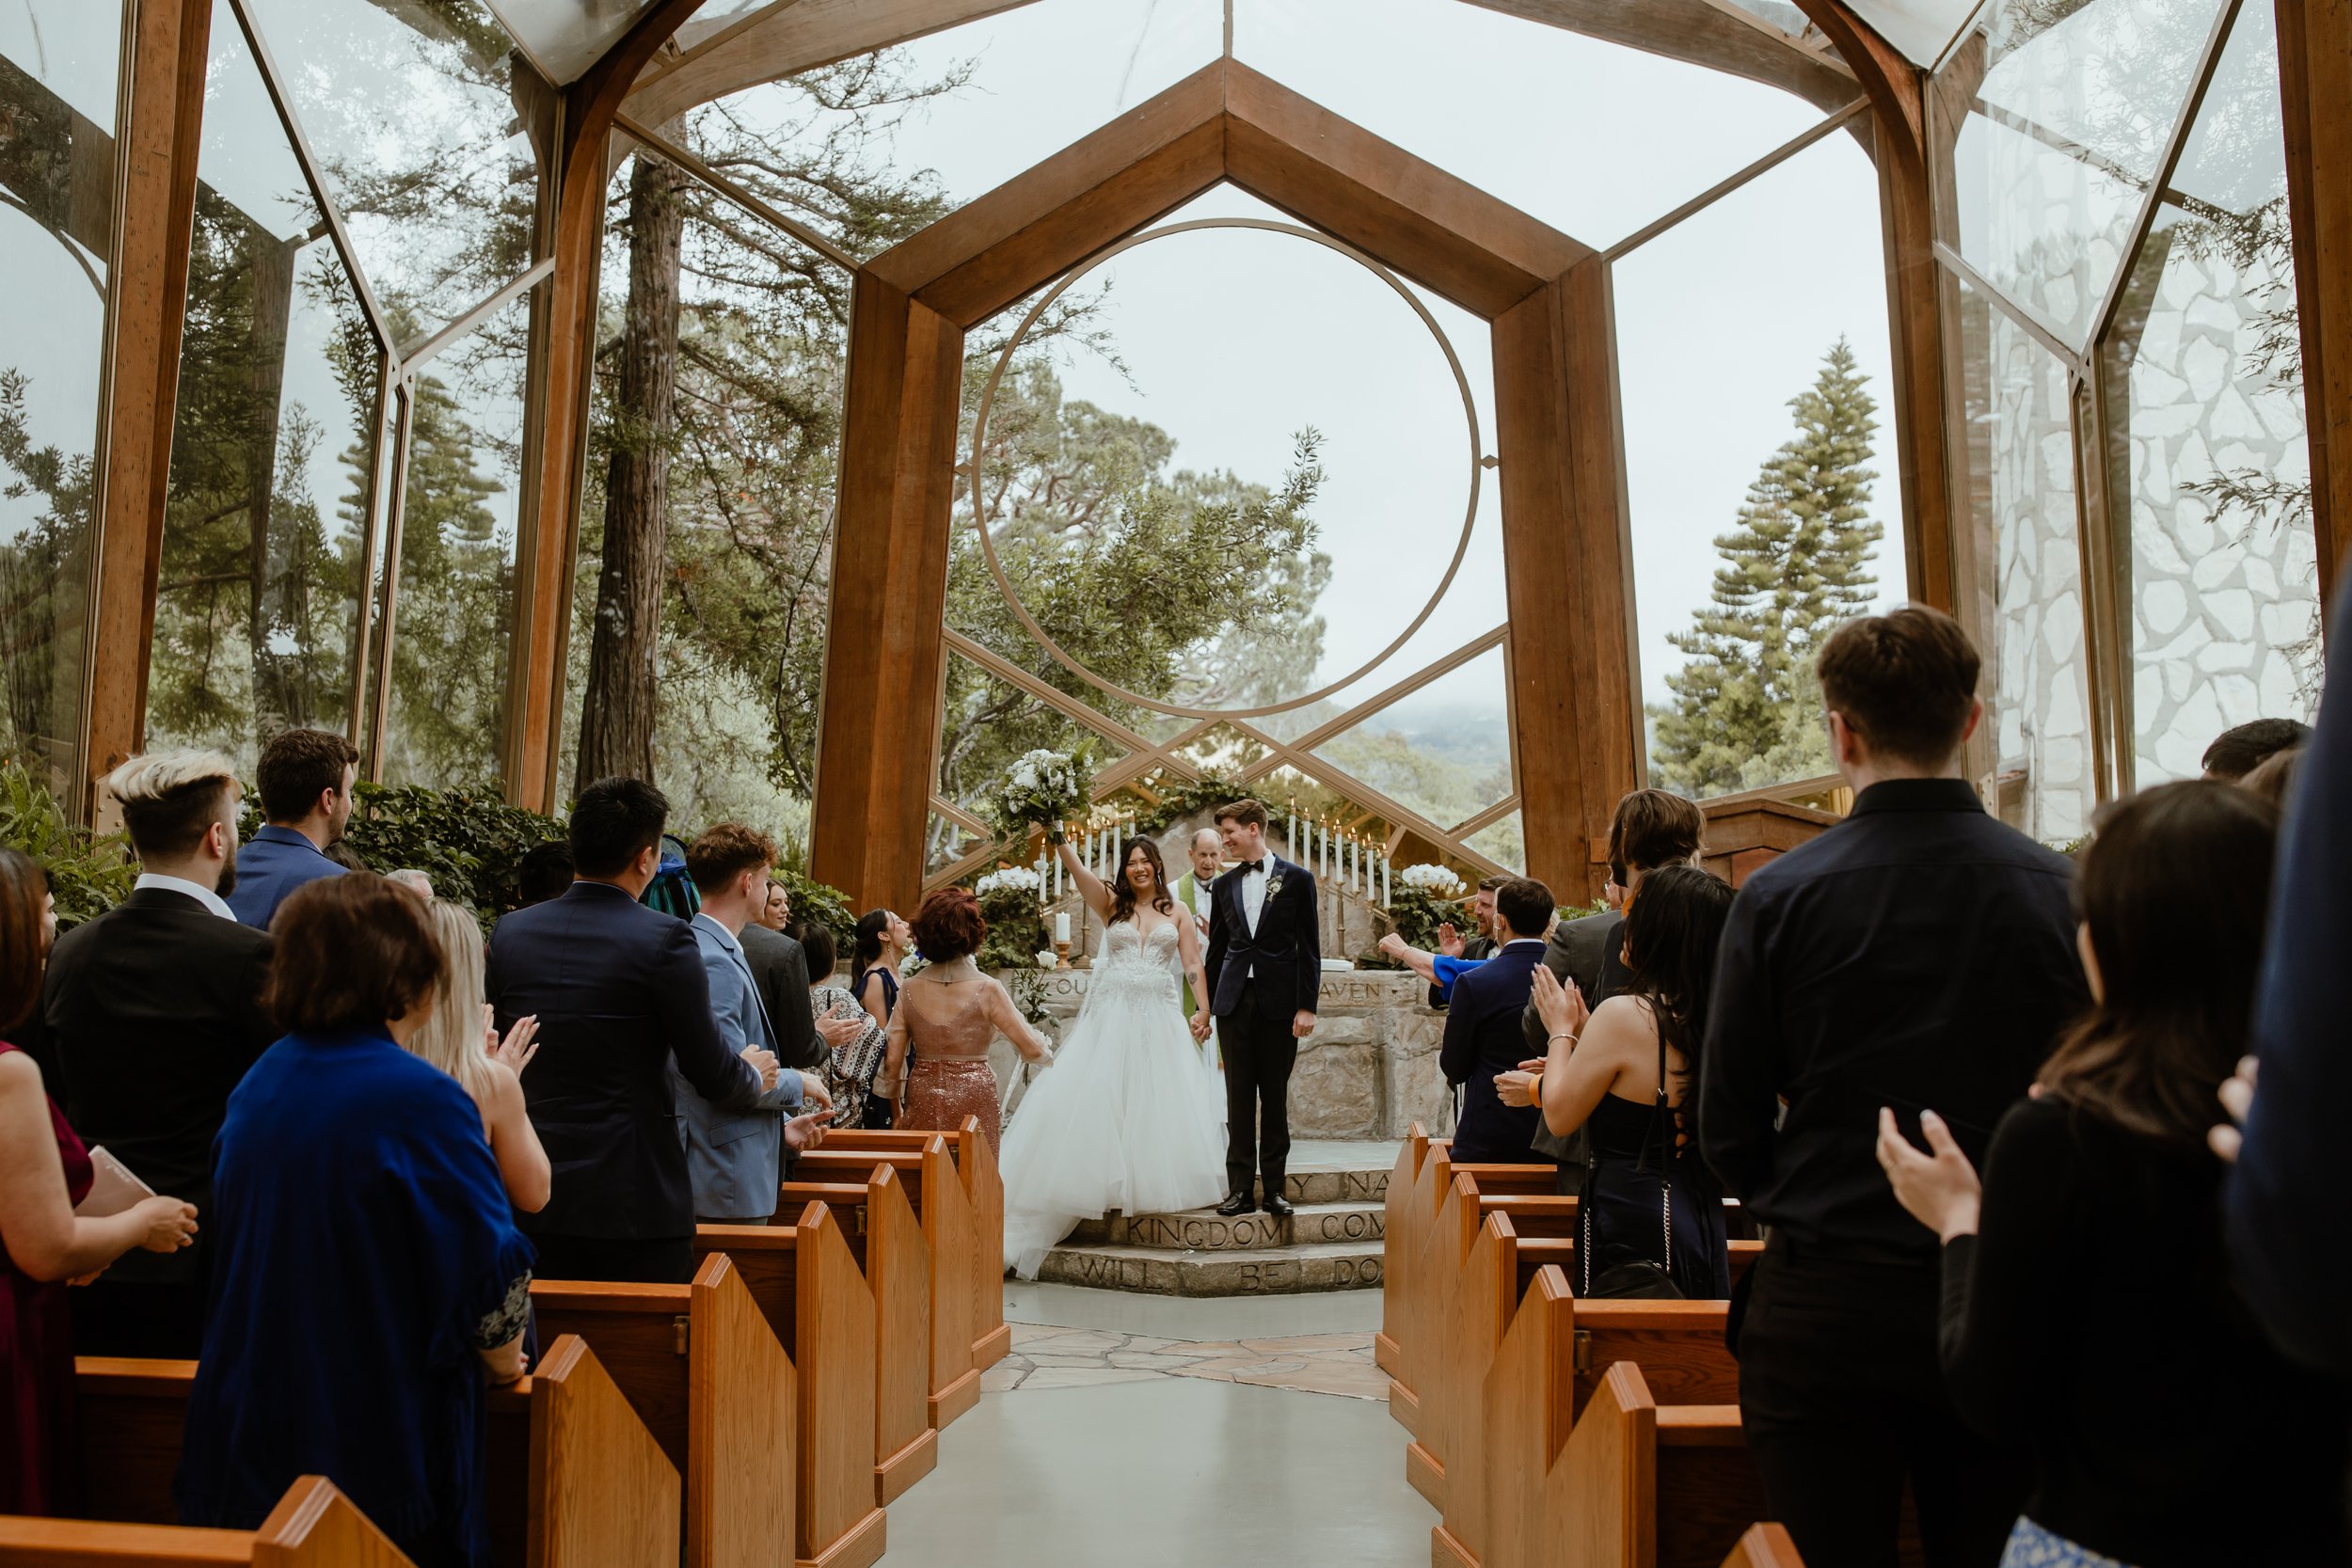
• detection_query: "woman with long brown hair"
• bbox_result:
[1878,782,2348,1568]
[0,848,199,1513]
[992,833,1228,1278]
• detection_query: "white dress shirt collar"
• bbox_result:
[135,871,236,921]
[692,910,742,955]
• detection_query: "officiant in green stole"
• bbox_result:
[1171,828,1226,1037]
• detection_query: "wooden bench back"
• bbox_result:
[774,1168,935,1504]
[0,1477,410,1568]
[694,1205,882,1561]
[1376,1128,1432,1381]
[531,1254,794,1568]
[72,1338,672,1568]
[806,1117,1005,1371]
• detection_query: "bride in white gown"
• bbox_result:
[999,832,1229,1278]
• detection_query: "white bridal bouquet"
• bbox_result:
[1398,863,1466,898]
[993,749,1089,836]
[976,865,1043,900]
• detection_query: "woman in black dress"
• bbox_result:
[1524,864,1733,1298]
[1878,781,2347,1568]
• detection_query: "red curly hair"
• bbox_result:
[911,886,989,962]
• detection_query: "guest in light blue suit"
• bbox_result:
[675,824,834,1223]
[227,729,359,929]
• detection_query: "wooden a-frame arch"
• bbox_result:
[809,58,1639,911]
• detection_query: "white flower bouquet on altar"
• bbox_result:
[976,865,1043,900]
[992,749,1089,837]
[1397,863,1466,899]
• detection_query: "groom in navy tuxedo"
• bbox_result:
[1197,799,1320,1217]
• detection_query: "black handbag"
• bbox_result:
[1578,1025,1686,1301]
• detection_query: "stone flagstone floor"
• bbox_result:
[984,1322,1390,1400]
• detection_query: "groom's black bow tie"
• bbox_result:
[1242,857,1270,876]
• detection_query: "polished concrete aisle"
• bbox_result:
[883,1283,1435,1565]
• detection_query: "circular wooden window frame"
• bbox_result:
[965,216,1485,721]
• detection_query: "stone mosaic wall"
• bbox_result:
[2122,228,2322,781]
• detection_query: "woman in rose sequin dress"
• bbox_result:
[878,888,1052,1153]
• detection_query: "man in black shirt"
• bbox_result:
[1699,607,2088,1568]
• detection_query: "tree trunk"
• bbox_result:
[576,136,689,794]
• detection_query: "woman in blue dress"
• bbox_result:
[178,873,533,1568]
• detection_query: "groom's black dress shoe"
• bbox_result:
[1216,1193,1255,1217]
[1262,1195,1296,1219]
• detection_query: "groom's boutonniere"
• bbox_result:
[1264,871,1287,901]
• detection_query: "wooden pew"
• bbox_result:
[692,1203,887,1560]
[73,1338,677,1568]
[1538,1358,1766,1568]
[1375,1127,1434,1381]
[532,1253,846,1568]
[1720,1524,1804,1567]
[0,1476,417,1568]
[771,1166,937,1503]
[793,1138,979,1428]
[814,1118,1007,1368]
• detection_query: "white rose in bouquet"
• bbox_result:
[1398,863,1466,898]
[993,749,1090,836]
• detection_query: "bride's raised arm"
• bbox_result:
[1054,835,1114,921]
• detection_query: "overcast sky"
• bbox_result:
[867,0,1910,726]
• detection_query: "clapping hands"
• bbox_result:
[785,1106,834,1153]
[742,1047,782,1092]
[815,1014,866,1049]
[483,1006,539,1073]
[2209,1054,2256,1162]
[1436,922,1465,958]
[1529,965,1589,1042]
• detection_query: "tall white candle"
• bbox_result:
[1289,803,1298,861]
[1382,852,1391,906]
[1054,911,1071,943]
[1350,834,1360,894]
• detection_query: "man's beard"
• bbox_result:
[215,856,237,900]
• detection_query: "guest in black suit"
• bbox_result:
[1438,878,1555,1164]
[485,777,785,1284]
[1196,799,1319,1217]
[38,751,274,1357]
[1699,607,2089,1568]
[1521,787,1707,1056]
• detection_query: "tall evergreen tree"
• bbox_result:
[1651,339,1883,796]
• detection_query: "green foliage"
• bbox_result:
[771,865,856,960]
[335,782,563,933]
[974,884,1050,974]
[1650,340,1883,797]
[0,761,137,930]
[1382,885,1458,952]
[0,369,97,775]
[1127,776,1254,836]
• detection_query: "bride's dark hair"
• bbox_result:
[1108,837,1176,927]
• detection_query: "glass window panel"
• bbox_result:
[1169,721,1273,779]
[490,0,660,84]
[934,649,1131,821]
[670,0,793,55]
[243,0,544,337]
[2102,0,2319,784]
[925,809,986,879]
[1463,809,1526,877]
[146,6,384,777]
[1235,0,1836,250]
[379,288,532,788]
[1952,275,2095,841]
[1311,645,1513,833]
[1938,0,2225,349]
[573,145,854,824]
[1844,0,1982,67]
[0,0,121,786]
[1615,133,1908,801]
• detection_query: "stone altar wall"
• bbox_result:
[982,968,1454,1139]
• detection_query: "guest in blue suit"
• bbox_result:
[677,824,832,1225]
[485,778,783,1284]
[1438,877,1557,1164]
[227,728,358,929]
[178,873,532,1568]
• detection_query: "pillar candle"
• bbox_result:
[1382,852,1391,906]
[1054,911,1071,943]
[1289,803,1298,861]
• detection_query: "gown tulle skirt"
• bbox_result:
[999,922,1228,1278]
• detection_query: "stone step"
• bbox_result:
[1037,1238,1385,1297]
[1068,1201,1385,1251]
[1286,1165,1389,1205]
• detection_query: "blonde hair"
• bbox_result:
[103,750,240,859]
[406,898,496,1104]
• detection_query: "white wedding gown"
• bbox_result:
[999,917,1229,1278]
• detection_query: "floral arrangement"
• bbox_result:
[1397,863,1465,898]
[993,749,1089,836]
[976,864,1042,900]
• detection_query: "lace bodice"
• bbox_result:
[1090,917,1185,1006]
